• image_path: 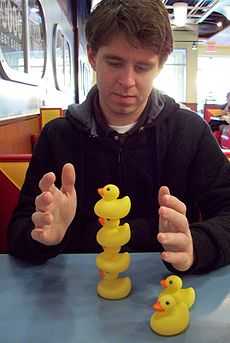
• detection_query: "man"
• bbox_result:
[8,0,230,273]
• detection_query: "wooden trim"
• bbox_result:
[0,115,40,154]
[0,113,39,127]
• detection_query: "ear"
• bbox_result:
[87,45,96,71]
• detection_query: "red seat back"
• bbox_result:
[0,154,31,251]
[220,126,230,149]
[0,171,20,251]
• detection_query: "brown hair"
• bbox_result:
[86,0,173,66]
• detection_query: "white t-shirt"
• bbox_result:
[109,122,136,134]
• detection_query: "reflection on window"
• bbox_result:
[0,0,24,72]
[64,40,71,88]
[0,0,46,84]
[29,0,46,77]
[54,25,71,90]
[56,30,65,87]
[155,49,186,102]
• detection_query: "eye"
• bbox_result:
[166,301,170,306]
[107,218,110,221]
[169,280,173,285]
[136,65,148,72]
[106,60,122,68]
[106,187,110,191]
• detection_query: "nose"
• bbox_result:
[117,65,136,88]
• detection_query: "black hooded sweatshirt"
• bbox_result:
[8,87,230,274]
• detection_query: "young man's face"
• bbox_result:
[87,34,162,125]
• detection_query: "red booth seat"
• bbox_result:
[0,154,31,251]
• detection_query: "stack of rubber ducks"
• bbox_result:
[94,184,132,300]
[150,275,196,336]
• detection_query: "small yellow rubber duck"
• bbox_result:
[96,218,131,248]
[150,295,190,336]
[94,184,131,219]
[159,275,196,309]
[96,249,130,274]
[97,271,132,300]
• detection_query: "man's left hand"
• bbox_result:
[157,186,194,272]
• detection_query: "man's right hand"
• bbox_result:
[31,163,77,246]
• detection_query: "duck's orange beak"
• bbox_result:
[160,279,168,288]
[98,270,105,279]
[97,188,104,197]
[153,301,164,312]
[98,217,105,225]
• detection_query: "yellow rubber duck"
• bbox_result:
[96,248,131,273]
[96,218,131,248]
[159,275,196,309]
[94,184,131,219]
[97,271,132,300]
[150,295,190,336]
[94,184,132,300]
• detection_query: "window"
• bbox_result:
[0,0,24,73]
[29,0,46,78]
[0,0,46,84]
[197,56,230,111]
[154,49,186,102]
[53,24,72,90]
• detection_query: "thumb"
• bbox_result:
[61,163,76,194]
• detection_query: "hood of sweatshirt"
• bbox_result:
[66,85,180,136]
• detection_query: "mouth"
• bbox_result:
[112,93,137,105]
[113,93,136,98]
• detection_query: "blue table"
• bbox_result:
[0,253,229,342]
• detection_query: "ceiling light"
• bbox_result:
[173,2,188,27]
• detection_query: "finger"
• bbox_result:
[160,251,192,272]
[158,186,170,206]
[39,172,56,193]
[61,163,76,194]
[159,206,189,233]
[158,187,170,232]
[35,191,53,212]
[157,232,190,252]
[159,187,186,215]
[31,228,46,244]
[164,195,186,215]
[31,228,55,246]
[32,212,53,228]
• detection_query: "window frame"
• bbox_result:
[52,23,72,91]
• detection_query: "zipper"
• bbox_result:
[118,146,122,164]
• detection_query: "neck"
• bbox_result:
[99,101,148,126]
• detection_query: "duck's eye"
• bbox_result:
[107,218,110,221]
[106,187,110,191]
[166,301,170,306]
[169,280,173,285]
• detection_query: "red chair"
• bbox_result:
[213,130,221,144]
[220,126,230,149]
[0,154,31,251]
[203,104,223,123]
[0,171,20,252]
